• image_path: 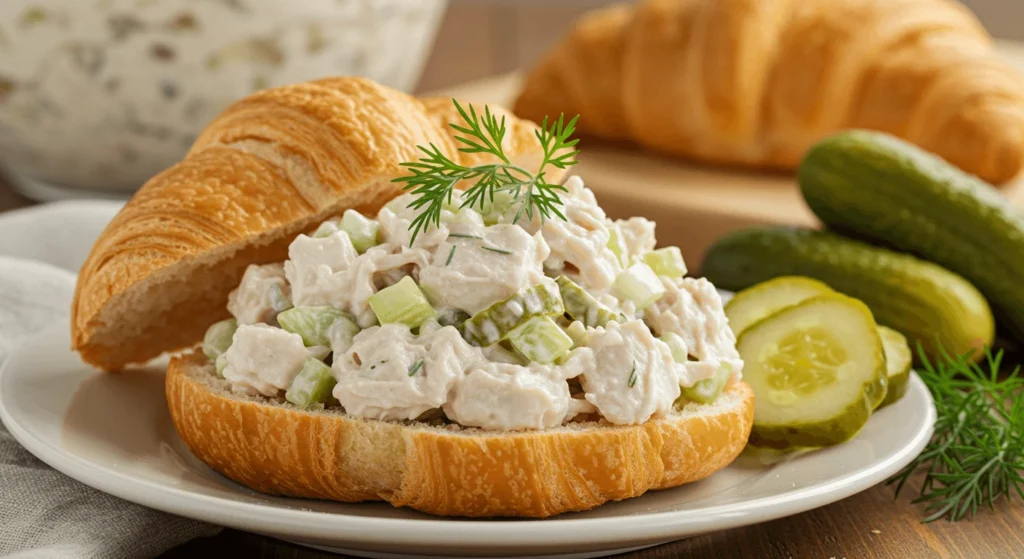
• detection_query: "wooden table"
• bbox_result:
[1,179,1021,559]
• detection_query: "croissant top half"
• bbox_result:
[71,77,552,371]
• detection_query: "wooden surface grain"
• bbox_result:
[1,175,1020,559]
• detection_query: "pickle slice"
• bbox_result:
[740,293,888,449]
[725,276,833,337]
[878,325,912,408]
[556,275,621,328]
[462,280,564,346]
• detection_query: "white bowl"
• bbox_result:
[0,0,447,197]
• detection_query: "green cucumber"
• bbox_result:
[702,227,994,362]
[798,130,1024,342]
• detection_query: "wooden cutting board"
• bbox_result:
[430,42,1024,270]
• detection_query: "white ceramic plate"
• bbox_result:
[1,322,934,559]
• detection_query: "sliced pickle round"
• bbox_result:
[739,293,887,449]
[878,325,912,408]
[725,276,834,337]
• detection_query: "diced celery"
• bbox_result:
[509,316,574,364]
[285,358,337,409]
[268,283,293,313]
[682,362,733,404]
[612,263,666,309]
[215,353,228,377]
[312,219,341,238]
[327,316,360,354]
[442,207,485,229]
[307,345,331,361]
[462,280,564,346]
[643,246,688,279]
[660,332,689,363]
[203,318,237,361]
[369,276,437,327]
[556,275,621,328]
[476,190,516,225]
[278,306,350,347]
[607,226,629,267]
[340,210,380,253]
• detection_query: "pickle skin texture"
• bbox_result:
[702,227,994,363]
[740,294,888,450]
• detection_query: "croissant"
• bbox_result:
[71,77,553,371]
[514,0,1024,184]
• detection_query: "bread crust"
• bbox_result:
[72,77,554,371]
[166,350,755,518]
[514,0,1024,184]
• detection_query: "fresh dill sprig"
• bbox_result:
[392,99,579,242]
[888,344,1024,522]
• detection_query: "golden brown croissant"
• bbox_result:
[72,77,554,371]
[514,0,1024,184]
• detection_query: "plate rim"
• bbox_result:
[0,323,936,551]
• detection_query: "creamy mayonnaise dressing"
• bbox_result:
[419,224,551,315]
[222,324,311,397]
[227,263,290,325]
[218,176,743,430]
[581,320,681,424]
[645,277,744,384]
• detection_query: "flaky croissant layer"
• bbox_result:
[514,0,1024,184]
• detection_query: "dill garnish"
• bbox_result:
[392,99,579,242]
[889,345,1024,522]
[481,245,513,255]
[407,359,425,377]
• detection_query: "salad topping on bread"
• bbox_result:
[210,176,743,430]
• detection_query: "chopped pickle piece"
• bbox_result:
[437,308,471,328]
[643,247,687,279]
[878,326,912,408]
[285,358,337,409]
[369,276,437,327]
[509,316,574,364]
[556,275,621,328]
[612,263,666,309]
[340,210,380,253]
[462,280,564,346]
[739,293,887,449]
[278,307,352,347]
[203,318,237,361]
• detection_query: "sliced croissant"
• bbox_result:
[71,77,556,371]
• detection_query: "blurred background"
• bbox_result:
[0,0,1020,203]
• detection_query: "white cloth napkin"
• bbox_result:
[0,201,221,558]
